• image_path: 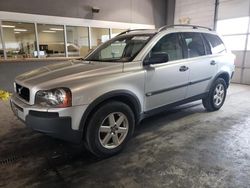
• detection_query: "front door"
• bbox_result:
[144,33,189,111]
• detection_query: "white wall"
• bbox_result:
[218,0,250,20]
[0,0,168,28]
[174,0,215,28]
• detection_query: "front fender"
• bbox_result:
[79,90,142,131]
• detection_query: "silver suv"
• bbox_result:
[10,25,235,158]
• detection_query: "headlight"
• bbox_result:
[35,88,72,108]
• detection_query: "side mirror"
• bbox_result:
[144,52,169,65]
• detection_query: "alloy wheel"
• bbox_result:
[98,112,129,149]
[213,83,225,107]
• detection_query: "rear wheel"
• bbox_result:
[84,101,135,158]
[202,78,227,111]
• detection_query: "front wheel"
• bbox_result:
[84,101,135,158]
[202,78,227,112]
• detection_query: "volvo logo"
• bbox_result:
[17,87,23,95]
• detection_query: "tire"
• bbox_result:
[202,78,227,112]
[84,101,135,158]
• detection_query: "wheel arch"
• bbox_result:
[217,72,230,87]
[79,90,142,133]
[209,71,230,91]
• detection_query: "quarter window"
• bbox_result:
[149,33,183,62]
[182,32,206,58]
[203,33,226,54]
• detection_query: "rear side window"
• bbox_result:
[182,32,206,58]
[202,35,212,55]
[203,33,226,54]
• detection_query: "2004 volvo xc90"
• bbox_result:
[10,25,235,158]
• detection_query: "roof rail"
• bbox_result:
[158,24,213,32]
[117,29,151,36]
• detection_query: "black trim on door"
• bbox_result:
[189,77,212,85]
[146,77,212,97]
[146,82,189,97]
[143,92,209,118]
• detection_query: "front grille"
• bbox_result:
[15,83,30,102]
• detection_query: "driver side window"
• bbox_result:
[149,33,183,62]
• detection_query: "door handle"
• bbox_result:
[210,60,217,65]
[179,66,189,72]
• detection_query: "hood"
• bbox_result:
[16,60,123,89]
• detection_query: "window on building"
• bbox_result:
[37,24,65,58]
[217,17,249,35]
[66,26,89,57]
[182,32,205,58]
[2,21,37,59]
[111,29,127,38]
[149,33,183,61]
[0,33,3,59]
[90,28,109,49]
[222,35,246,51]
[246,35,250,50]
[203,33,226,54]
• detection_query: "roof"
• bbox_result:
[118,24,215,36]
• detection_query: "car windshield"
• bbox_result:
[85,34,153,62]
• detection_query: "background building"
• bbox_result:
[0,0,174,60]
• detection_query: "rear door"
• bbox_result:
[181,32,218,98]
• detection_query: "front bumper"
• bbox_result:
[10,94,88,143]
[25,111,81,143]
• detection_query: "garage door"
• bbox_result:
[217,0,250,84]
